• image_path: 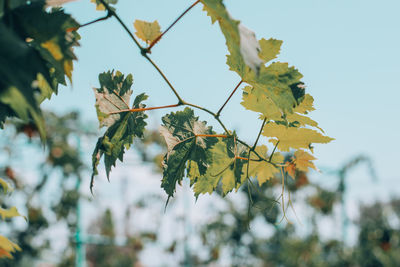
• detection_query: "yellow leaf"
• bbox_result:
[0,235,21,259]
[294,150,317,172]
[285,162,296,178]
[262,122,334,152]
[294,94,315,114]
[286,112,324,132]
[0,248,12,259]
[248,145,281,185]
[91,0,105,10]
[241,86,282,121]
[133,20,161,45]
[64,60,73,82]
[0,178,12,194]
[0,207,25,220]
[41,40,63,61]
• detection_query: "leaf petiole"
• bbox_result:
[107,103,180,115]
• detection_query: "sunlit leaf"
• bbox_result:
[194,139,248,196]
[200,0,262,73]
[247,145,282,185]
[134,20,161,45]
[262,122,334,151]
[0,236,21,259]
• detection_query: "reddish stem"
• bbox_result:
[216,80,243,117]
[108,104,180,115]
[195,134,228,138]
[147,0,200,52]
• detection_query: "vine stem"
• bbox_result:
[146,0,201,53]
[142,54,185,103]
[268,141,280,162]
[252,118,267,150]
[98,0,143,50]
[98,0,184,103]
[196,134,228,138]
[216,80,243,117]
[107,104,180,115]
[75,11,112,31]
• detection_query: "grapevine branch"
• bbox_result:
[268,141,280,162]
[252,118,267,150]
[216,80,243,117]
[146,0,201,53]
[98,0,271,166]
[79,11,112,29]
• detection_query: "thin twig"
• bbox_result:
[79,11,112,29]
[252,118,267,150]
[196,134,228,138]
[216,80,243,117]
[146,0,201,52]
[268,141,280,162]
[142,54,185,103]
[108,104,180,115]
[98,0,143,51]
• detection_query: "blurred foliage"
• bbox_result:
[0,111,89,266]
[0,108,398,267]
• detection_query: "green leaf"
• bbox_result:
[194,139,248,197]
[160,107,217,198]
[200,0,262,73]
[91,71,147,191]
[262,122,334,152]
[0,2,80,139]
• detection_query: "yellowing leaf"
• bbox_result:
[194,139,248,196]
[258,38,283,63]
[0,178,12,194]
[285,162,296,178]
[64,60,73,82]
[294,94,315,114]
[91,0,117,11]
[133,20,161,45]
[241,86,282,121]
[41,40,63,60]
[262,122,334,151]
[200,0,262,74]
[293,150,317,172]
[0,207,25,220]
[286,112,324,132]
[0,235,21,259]
[248,145,281,185]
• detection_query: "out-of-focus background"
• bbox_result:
[1,0,400,266]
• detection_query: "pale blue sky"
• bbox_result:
[43,0,400,201]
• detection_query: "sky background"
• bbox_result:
[30,0,400,264]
